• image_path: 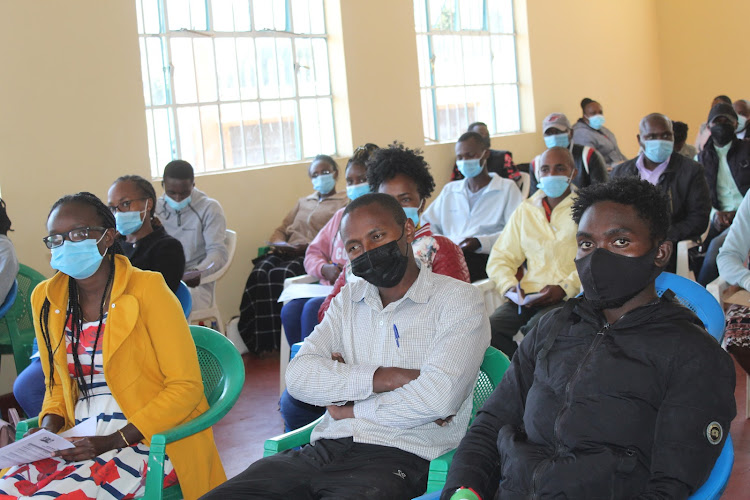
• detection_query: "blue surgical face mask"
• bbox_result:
[537,175,572,198]
[737,115,747,132]
[643,139,674,164]
[115,210,146,236]
[346,182,370,201]
[456,156,485,179]
[312,173,336,195]
[50,235,107,280]
[165,194,191,211]
[544,133,570,149]
[403,206,421,228]
[588,114,606,130]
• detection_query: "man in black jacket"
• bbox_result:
[611,113,711,272]
[442,178,736,500]
[529,112,608,195]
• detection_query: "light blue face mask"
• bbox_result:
[737,115,747,132]
[50,236,107,280]
[537,175,572,198]
[165,194,191,211]
[346,182,370,201]
[643,139,674,164]
[456,157,484,178]
[403,206,420,228]
[115,210,146,236]
[544,133,570,149]
[588,114,606,130]
[312,173,336,195]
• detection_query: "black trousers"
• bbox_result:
[200,438,430,500]
[463,252,489,282]
[489,301,564,359]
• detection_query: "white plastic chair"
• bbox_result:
[676,224,710,280]
[472,278,505,316]
[189,229,237,334]
[707,276,750,419]
[518,171,531,199]
[279,274,318,394]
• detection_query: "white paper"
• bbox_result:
[278,284,334,302]
[504,290,544,306]
[0,429,74,469]
[60,418,97,438]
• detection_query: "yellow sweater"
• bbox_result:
[33,255,225,500]
[487,190,581,298]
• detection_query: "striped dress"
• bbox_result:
[0,315,176,499]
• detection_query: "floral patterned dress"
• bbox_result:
[0,315,176,499]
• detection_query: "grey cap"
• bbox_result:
[542,113,571,133]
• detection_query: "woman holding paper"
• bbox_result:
[0,192,224,499]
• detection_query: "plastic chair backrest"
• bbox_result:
[654,272,724,343]
[175,281,192,318]
[202,229,237,285]
[189,325,244,407]
[518,171,531,199]
[687,434,734,500]
[0,280,17,319]
[0,264,46,373]
[470,347,511,425]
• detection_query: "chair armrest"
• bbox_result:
[425,449,457,493]
[263,416,323,457]
[707,277,729,306]
[15,417,39,441]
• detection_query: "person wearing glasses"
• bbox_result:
[0,192,224,499]
[108,175,185,293]
[238,154,348,353]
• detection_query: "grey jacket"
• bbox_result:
[572,119,627,166]
[157,188,228,280]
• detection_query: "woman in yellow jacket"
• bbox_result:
[0,192,225,499]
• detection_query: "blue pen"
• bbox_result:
[393,324,400,348]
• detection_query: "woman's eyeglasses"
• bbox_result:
[108,198,148,213]
[43,227,106,249]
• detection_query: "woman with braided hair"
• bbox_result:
[0,192,224,499]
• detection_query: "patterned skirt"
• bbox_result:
[725,303,750,349]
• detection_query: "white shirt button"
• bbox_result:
[111,304,116,309]
[379,320,384,326]
[54,309,60,314]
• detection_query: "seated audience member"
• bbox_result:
[572,97,626,168]
[423,132,523,282]
[451,122,520,185]
[734,99,750,140]
[238,155,348,353]
[281,144,377,348]
[0,193,224,499]
[157,160,228,309]
[717,190,750,377]
[611,113,711,272]
[695,95,732,154]
[529,112,608,195]
[674,120,698,159]
[202,193,489,500]
[0,199,18,307]
[486,147,580,359]
[697,103,750,286]
[281,143,472,432]
[108,175,185,292]
[442,177,736,500]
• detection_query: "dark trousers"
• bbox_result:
[463,252,489,282]
[489,301,564,358]
[199,438,429,500]
[698,226,730,286]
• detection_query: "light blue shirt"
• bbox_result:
[715,143,744,212]
[717,190,750,290]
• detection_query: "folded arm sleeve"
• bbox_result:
[151,237,186,292]
[717,189,750,290]
[269,201,300,243]
[667,166,711,242]
[486,209,526,295]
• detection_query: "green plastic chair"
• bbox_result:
[16,325,246,500]
[263,346,511,494]
[0,263,46,374]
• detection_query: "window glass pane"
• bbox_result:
[277,38,296,98]
[253,0,287,31]
[413,0,427,33]
[429,0,456,31]
[281,100,300,161]
[462,35,492,85]
[490,35,517,83]
[299,98,319,157]
[153,108,176,171]
[220,103,245,167]
[420,89,436,141]
[142,0,162,34]
[241,102,264,165]
[146,38,168,105]
[215,38,240,101]
[431,35,464,86]
[459,0,484,30]
[145,110,159,176]
[466,85,493,132]
[317,98,335,153]
[189,0,207,30]
[435,86,468,140]
[135,0,145,34]
[256,38,279,99]
[211,0,235,31]
[232,0,251,31]
[176,106,205,171]
[291,0,311,33]
[171,38,198,104]
[200,105,223,171]
[494,84,519,133]
[308,0,325,34]
[236,38,259,99]
[488,0,514,33]
[139,39,152,106]
[311,39,330,95]
[193,38,218,102]
[295,38,315,97]
[167,0,190,30]
[416,35,431,88]
[260,100,284,163]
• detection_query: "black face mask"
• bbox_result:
[350,229,409,288]
[575,246,663,310]
[710,122,736,146]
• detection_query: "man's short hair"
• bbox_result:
[457,131,486,148]
[343,192,407,228]
[673,121,689,144]
[467,121,487,132]
[366,142,435,200]
[163,160,195,181]
[571,177,670,241]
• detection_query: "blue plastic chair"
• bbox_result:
[654,272,725,343]
[0,280,17,319]
[175,281,192,319]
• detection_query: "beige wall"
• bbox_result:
[1,0,742,382]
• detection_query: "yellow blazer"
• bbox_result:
[33,255,226,500]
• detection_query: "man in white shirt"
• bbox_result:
[200,193,490,499]
[422,132,523,281]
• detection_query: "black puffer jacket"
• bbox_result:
[443,293,736,500]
